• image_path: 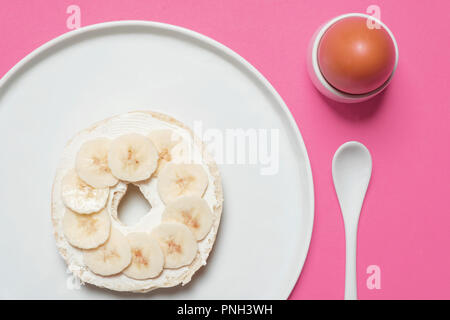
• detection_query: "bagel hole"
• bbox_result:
[117,184,151,226]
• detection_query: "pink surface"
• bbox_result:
[1,0,450,300]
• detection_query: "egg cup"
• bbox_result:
[307,13,399,103]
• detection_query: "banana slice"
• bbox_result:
[63,208,111,249]
[151,222,198,269]
[83,227,132,276]
[108,134,158,182]
[123,232,164,280]
[162,196,213,240]
[76,138,118,188]
[148,129,183,176]
[61,169,109,214]
[157,163,208,204]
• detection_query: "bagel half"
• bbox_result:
[51,111,223,292]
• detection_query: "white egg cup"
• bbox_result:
[307,13,399,103]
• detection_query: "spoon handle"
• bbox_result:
[344,221,358,300]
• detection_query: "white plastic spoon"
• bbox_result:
[332,141,372,300]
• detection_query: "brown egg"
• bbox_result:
[318,17,396,95]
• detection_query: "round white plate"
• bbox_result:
[0,21,313,299]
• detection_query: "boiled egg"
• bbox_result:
[317,16,396,95]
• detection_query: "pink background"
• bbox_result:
[1,0,449,300]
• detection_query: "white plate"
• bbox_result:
[0,21,314,299]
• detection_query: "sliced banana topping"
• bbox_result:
[108,134,158,182]
[63,208,111,249]
[61,169,109,214]
[76,138,118,188]
[148,129,183,176]
[162,196,213,240]
[157,163,208,204]
[123,232,164,280]
[151,222,198,269]
[60,127,218,282]
[83,227,132,276]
